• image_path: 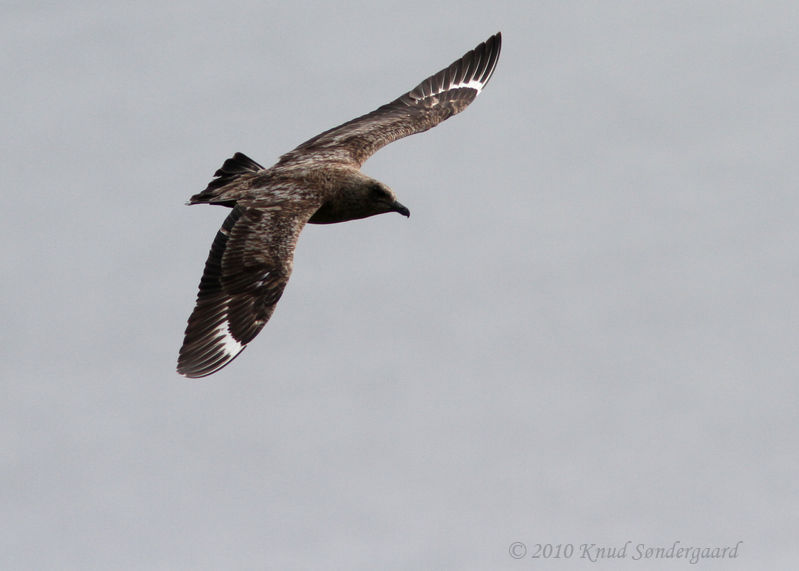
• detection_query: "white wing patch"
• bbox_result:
[450,77,487,94]
[213,320,245,359]
[410,74,489,103]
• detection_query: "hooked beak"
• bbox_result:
[391,200,410,218]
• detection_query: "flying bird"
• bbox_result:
[178,33,502,378]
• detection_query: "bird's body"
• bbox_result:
[178,33,502,377]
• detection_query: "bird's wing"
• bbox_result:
[177,203,311,378]
[277,32,501,169]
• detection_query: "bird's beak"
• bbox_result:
[391,200,410,218]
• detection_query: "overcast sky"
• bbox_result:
[2,1,797,569]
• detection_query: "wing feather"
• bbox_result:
[278,32,501,168]
[177,204,310,378]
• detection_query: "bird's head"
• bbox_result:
[307,172,410,224]
[366,181,410,218]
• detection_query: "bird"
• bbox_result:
[177,32,502,378]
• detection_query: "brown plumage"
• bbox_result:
[178,33,502,378]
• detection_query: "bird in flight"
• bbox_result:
[178,33,502,378]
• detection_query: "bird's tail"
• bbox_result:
[187,152,265,207]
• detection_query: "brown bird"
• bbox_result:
[178,33,502,378]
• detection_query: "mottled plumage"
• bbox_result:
[178,33,502,377]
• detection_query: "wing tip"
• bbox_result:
[473,32,502,92]
[177,310,249,378]
[177,339,247,379]
[407,32,503,102]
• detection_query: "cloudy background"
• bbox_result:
[3,1,797,568]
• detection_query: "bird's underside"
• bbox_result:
[177,32,501,378]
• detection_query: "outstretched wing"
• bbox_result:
[177,204,309,378]
[278,32,501,169]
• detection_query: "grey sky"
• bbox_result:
[2,1,797,569]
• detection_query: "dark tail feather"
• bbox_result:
[188,152,265,206]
